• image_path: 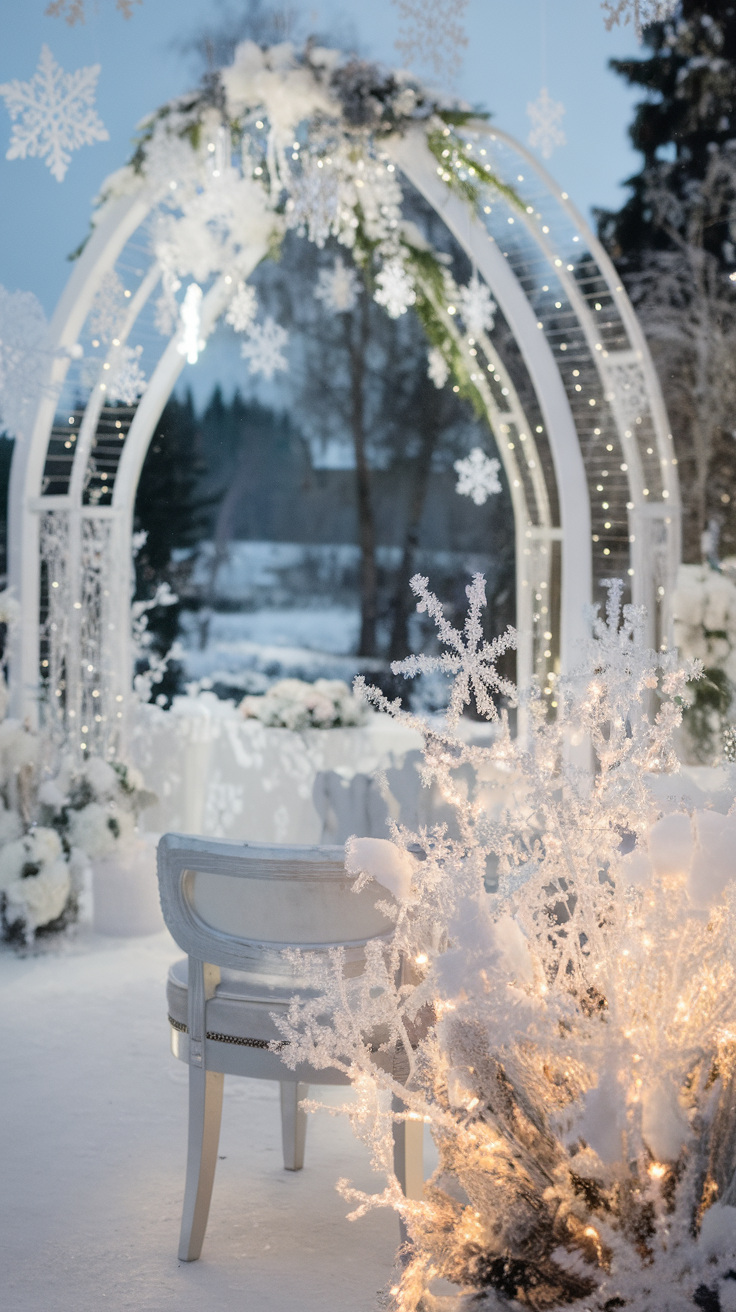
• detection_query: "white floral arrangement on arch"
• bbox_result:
[86,39,521,445]
[239,677,369,732]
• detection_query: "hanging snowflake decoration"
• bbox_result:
[285,158,341,248]
[454,448,502,506]
[314,258,360,314]
[45,0,142,22]
[427,346,449,389]
[240,318,289,380]
[107,344,146,406]
[374,257,416,319]
[527,86,566,161]
[0,45,108,182]
[225,282,258,333]
[393,0,469,83]
[600,0,678,39]
[457,273,496,338]
[177,284,204,365]
[0,285,52,439]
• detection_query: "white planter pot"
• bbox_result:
[92,834,165,937]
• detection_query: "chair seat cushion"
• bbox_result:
[166,958,322,1045]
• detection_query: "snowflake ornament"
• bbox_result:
[454,448,502,506]
[374,257,416,319]
[240,318,289,380]
[527,86,566,161]
[314,258,360,314]
[457,273,496,338]
[225,282,258,333]
[107,344,146,406]
[427,346,449,389]
[393,0,469,83]
[0,45,108,182]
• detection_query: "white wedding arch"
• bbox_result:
[6,44,679,759]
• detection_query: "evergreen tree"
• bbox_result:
[598,2,736,560]
[133,391,215,700]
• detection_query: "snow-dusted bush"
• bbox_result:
[273,574,736,1311]
[240,677,368,731]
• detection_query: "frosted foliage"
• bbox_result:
[271,575,736,1311]
[453,448,501,506]
[0,285,50,439]
[457,274,496,337]
[314,258,360,314]
[240,317,288,380]
[0,44,108,182]
[601,0,678,40]
[107,344,146,405]
[527,86,567,161]
[427,346,449,389]
[374,257,416,319]
[393,0,469,82]
[224,282,258,333]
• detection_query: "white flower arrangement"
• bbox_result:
[0,745,156,944]
[673,561,736,760]
[240,677,369,731]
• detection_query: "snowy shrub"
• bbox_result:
[240,677,368,730]
[272,574,736,1311]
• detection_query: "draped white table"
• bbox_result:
[131,694,424,844]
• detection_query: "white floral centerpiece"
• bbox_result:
[673,560,736,760]
[240,677,369,731]
[271,574,736,1311]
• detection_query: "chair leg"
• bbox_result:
[178,1066,224,1262]
[392,1095,424,1200]
[280,1081,308,1171]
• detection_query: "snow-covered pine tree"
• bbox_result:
[598,2,736,564]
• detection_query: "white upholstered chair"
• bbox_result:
[157,832,423,1262]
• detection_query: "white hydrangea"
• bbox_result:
[67,801,134,859]
[4,859,70,936]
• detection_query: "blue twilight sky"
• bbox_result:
[0,0,644,392]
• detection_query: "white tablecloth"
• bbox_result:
[131,695,424,845]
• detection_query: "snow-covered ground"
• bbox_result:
[0,929,406,1311]
[178,606,381,692]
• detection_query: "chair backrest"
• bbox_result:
[157,832,396,973]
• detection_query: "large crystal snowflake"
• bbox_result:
[240,318,289,380]
[457,273,496,338]
[374,257,416,319]
[225,282,258,333]
[527,86,566,161]
[314,258,360,314]
[454,447,502,506]
[0,285,51,438]
[0,45,108,182]
[393,0,469,82]
[601,0,677,39]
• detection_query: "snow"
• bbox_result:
[0,44,108,182]
[345,836,415,902]
[0,928,405,1310]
